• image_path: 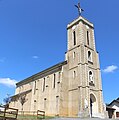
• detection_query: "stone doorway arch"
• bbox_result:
[90,93,98,117]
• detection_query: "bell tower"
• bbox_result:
[65,3,104,118]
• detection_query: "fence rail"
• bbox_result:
[37,110,45,119]
[0,105,18,120]
[18,111,37,115]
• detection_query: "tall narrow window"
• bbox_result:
[44,98,47,110]
[87,31,90,45]
[89,71,94,83]
[43,78,45,92]
[73,31,76,45]
[58,72,61,83]
[73,52,76,59]
[19,87,21,93]
[56,96,59,115]
[34,81,36,94]
[73,71,76,79]
[53,74,56,88]
[88,51,92,62]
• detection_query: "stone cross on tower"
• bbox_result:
[75,2,84,16]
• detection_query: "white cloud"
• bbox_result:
[103,65,118,73]
[0,78,17,87]
[32,56,39,59]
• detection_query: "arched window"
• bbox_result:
[73,31,76,45]
[88,51,92,62]
[88,71,94,83]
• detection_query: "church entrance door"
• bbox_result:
[90,94,98,117]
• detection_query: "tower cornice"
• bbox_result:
[67,16,94,30]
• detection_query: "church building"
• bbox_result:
[10,4,105,118]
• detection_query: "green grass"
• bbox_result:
[18,115,37,119]
[17,115,55,120]
[0,112,16,119]
[0,112,55,120]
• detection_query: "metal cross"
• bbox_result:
[75,2,84,16]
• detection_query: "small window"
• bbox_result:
[73,52,76,59]
[43,78,45,92]
[88,71,94,83]
[88,51,92,62]
[73,71,76,79]
[73,31,76,45]
[87,31,90,45]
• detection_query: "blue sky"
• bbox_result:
[0,0,119,104]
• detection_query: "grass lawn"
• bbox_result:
[17,115,55,120]
[0,112,17,119]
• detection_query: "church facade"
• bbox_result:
[10,16,105,118]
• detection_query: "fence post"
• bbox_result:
[3,107,6,120]
[16,109,18,119]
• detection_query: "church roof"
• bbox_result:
[106,106,116,110]
[117,97,119,101]
[10,89,32,101]
[16,61,67,87]
[108,97,119,106]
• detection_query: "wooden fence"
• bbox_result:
[37,110,45,119]
[0,105,18,120]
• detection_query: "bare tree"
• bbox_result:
[19,94,27,113]
[3,94,11,108]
